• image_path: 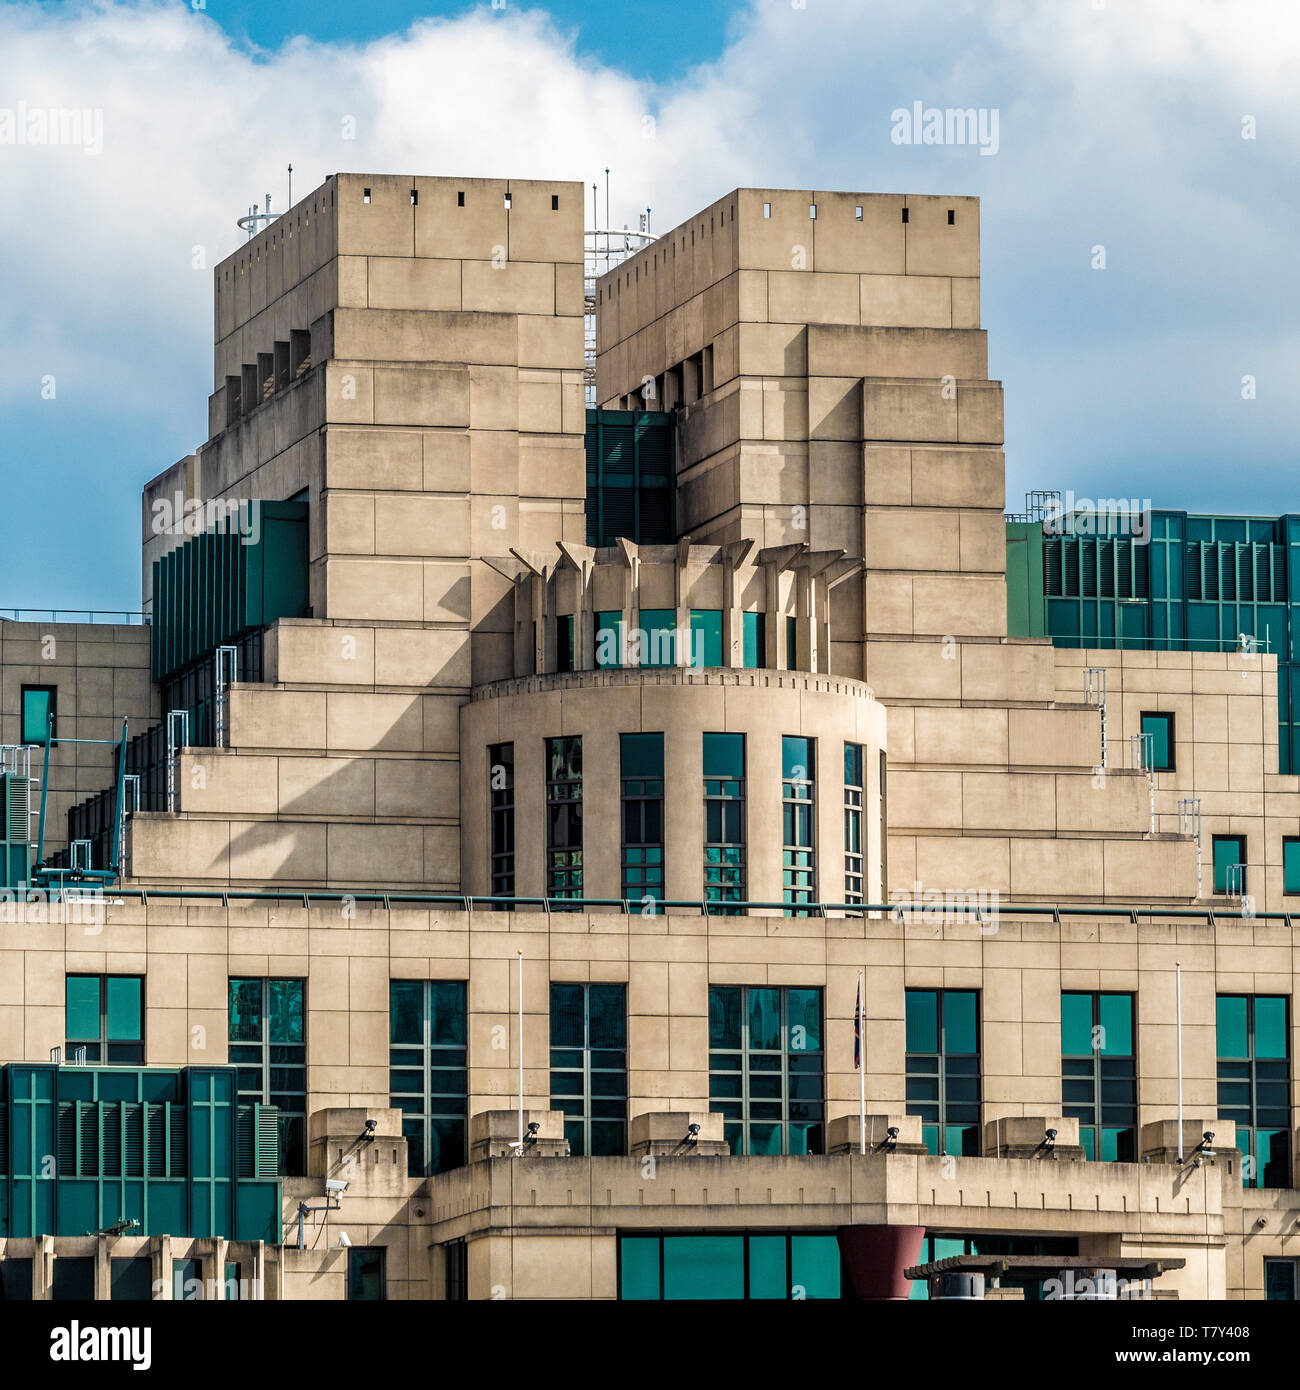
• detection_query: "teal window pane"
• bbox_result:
[1061,993,1094,1056]
[1098,994,1133,1057]
[749,988,782,1051]
[596,611,623,669]
[1212,836,1246,893]
[1139,712,1173,771]
[105,976,142,1042]
[782,736,812,780]
[429,981,467,1046]
[268,980,304,1043]
[66,977,100,1041]
[689,609,723,668]
[389,981,423,1045]
[1079,1126,1096,1160]
[228,979,263,1042]
[748,1236,787,1299]
[1100,1127,1123,1162]
[638,609,675,668]
[844,741,863,787]
[749,1123,782,1155]
[21,687,54,746]
[906,990,938,1054]
[1285,839,1300,896]
[709,986,741,1048]
[620,732,664,779]
[1255,996,1288,1060]
[620,1237,660,1300]
[702,732,744,779]
[589,984,627,1048]
[943,991,978,1054]
[663,1236,745,1299]
[742,611,765,669]
[1217,996,1249,1059]
[787,988,822,1052]
[790,1235,841,1300]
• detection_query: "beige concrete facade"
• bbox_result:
[0,177,1297,1302]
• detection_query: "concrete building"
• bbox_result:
[0,176,1296,1302]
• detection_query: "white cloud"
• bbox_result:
[1,0,1298,547]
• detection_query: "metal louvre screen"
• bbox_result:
[585,409,674,547]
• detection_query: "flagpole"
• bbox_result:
[517,949,525,1150]
[1176,961,1183,1164]
[857,969,866,1155]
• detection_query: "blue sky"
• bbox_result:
[207,0,739,79]
[1,0,1297,610]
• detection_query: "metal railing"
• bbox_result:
[15,887,1298,925]
[0,608,145,624]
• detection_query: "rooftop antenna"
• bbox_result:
[237,192,278,239]
[288,162,293,209]
[605,167,610,228]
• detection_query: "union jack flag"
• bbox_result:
[854,974,863,1071]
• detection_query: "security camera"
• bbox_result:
[364,1118,377,1134]
[337,1231,351,1248]
[325,1178,349,1194]
[1202,1131,1215,1143]
[687,1123,701,1136]
[1045,1128,1058,1141]
[886,1126,900,1139]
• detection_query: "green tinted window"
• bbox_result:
[1216,995,1249,1059]
[228,979,263,1042]
[663,1236,744,1299]
[1255,996,1288,1059]
[943,991,978,1055]
[703,732,744,779]
[1061,992,1094,1056]
[1098,993,1133,1057]
[1285,839,1300,896]
[709,985,741,1049]
[787,988,823,1052]
[620,1237,660,1300]
[389,980,424,1045]
[66,976,100,1041]
[906,990,938,1054]
[638,609,675,668]
[1139,712,1173,771]
[782,735,812,780]
[620,732,663,779]
[105,976,142,1042]
[790,1235,841,1299]
[1212,835,1246,893]
[21,686,55,746]
[742,611,766,669]
[596,611,623,668]
[748,1236,786,1299]
[689,610,723,668]
[268,979,304,1043]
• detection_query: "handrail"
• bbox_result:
[0,608,145,625]
[10,887,1293,924]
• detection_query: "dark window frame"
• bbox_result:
[550,981,627,1156]
[905,989,981,1157]
[389,979,468,1178]
[1138,709,1175,771]
[228,976,307,1174]
[65,973,144,1065]
[20,683,57,747]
